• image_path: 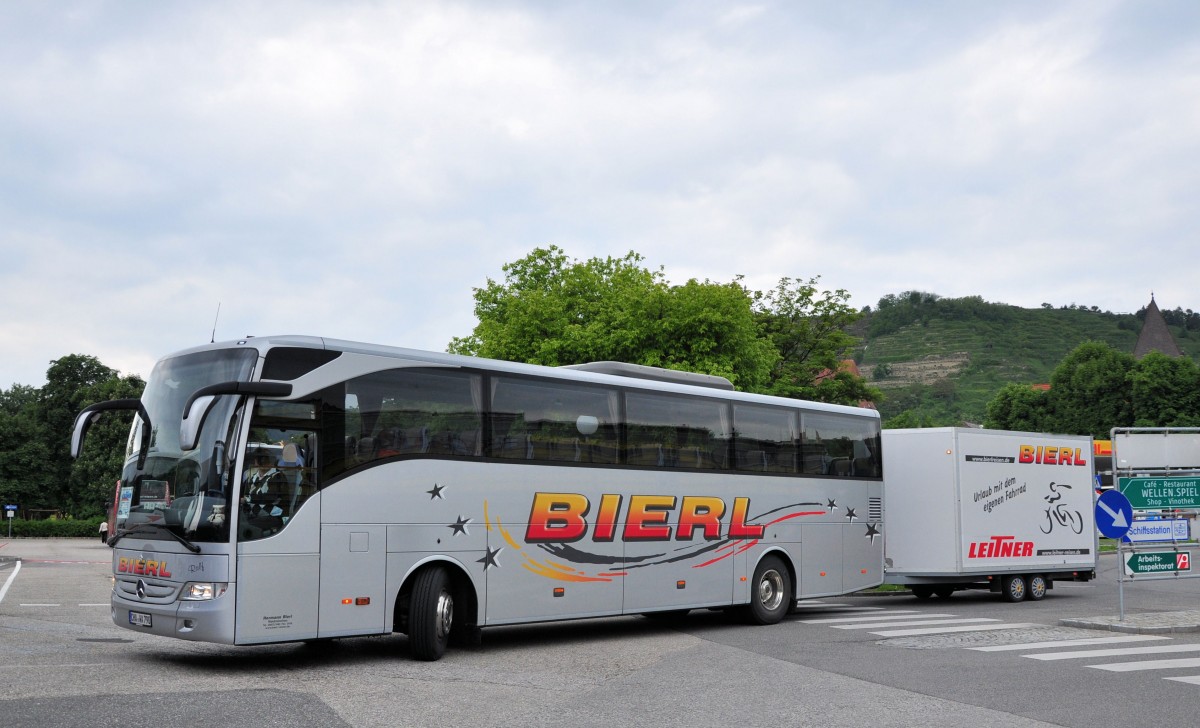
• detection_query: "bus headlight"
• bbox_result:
[181,582,228,601]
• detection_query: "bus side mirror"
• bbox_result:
[71,399,150,459]
[179,381,293,452]
[181,395,218,452]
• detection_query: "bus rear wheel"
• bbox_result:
[746,555,791,625]
[410,566,454,661]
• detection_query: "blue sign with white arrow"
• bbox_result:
[1095,489,1134,540]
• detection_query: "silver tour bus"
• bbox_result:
[73,336,883,660]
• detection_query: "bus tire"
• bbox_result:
[910,585,933,599]
[1027,574,1048,601]
[934,585,955,599]
[746,555,791,625]
[1001,574,1027,603]
[410,566,454,661]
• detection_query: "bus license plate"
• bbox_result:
[129,611,152,627]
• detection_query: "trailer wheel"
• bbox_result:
[934,585,955,599]
[911,585,933,599]
[1001,574,1027,603]
[1027,574,1048,601]
[746,555,791,625]
[410,566,454,661]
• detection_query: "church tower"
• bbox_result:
[1133,296,1184,359]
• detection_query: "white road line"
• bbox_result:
[835,618,999,630]
[1164,676,1200,685]
[0,560,20,603]
[20,603,61,607]
[79,603,109,607]
[970,635,1169,652]
[1090,657,1200,672]
[799,611,952,624]
[871,622,1042,637]
[1024,644,1200,661]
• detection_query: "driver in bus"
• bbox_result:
[243,451,285,515]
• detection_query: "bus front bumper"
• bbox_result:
[113,583,237,644]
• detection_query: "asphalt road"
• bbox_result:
[2,539,1197,728]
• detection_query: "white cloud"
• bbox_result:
[2,0,1198,387]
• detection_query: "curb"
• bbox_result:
[1059,615,1200,635]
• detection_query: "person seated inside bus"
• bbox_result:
[242,450,287,526]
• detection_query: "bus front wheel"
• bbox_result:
[410,566,454,661]
[746,555,791,625]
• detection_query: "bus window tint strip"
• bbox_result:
[318,366,880,481]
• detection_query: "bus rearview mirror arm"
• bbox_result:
[71,399,152,470]
[180,381,293,452]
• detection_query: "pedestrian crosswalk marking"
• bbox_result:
[970,635,1169,652]
[1090,657,1200,672]
[870,622,1042,637]
[800,603,1200,690]
[1024,644,1200,661]
[799,611,954,624]
[835,617,999,631]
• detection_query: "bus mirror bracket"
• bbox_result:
[71,399,151,468]
[180,381,293,452]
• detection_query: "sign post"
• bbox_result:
[1096,490,1135,619]
[4,505,16,539]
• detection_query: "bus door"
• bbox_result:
[317,524,386,637]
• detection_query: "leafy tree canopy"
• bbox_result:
[984,341,1200,438]
[0,355,144,518]
[449,246,877,404]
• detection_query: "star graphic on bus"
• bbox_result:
[478,546,502,570]
[426,483,446,500]
[826,499,837,511]
[448,516,471,536]
[844,507,857,522]
[864,522,880,543]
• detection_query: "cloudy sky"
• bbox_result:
[3,1,1198,388]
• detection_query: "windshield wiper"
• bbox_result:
[109,523,202,554]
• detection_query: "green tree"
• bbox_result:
[1129,352,1200,427]
[449,246,779,391]
[754,277,880,404]
[0,385,52,512]
[450,246,878,404]
[984,383,1050,432]
[883,410,935,429]
[1045,342,1134,437]
[6,355,148,518]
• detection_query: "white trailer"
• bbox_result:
[882,428,1097,602]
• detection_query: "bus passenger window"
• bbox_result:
[490,377,619,464]
[733,404,799,474]
[624,392,730,470]
[800,412,881,478]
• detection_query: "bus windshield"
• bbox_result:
[116,348,258,544]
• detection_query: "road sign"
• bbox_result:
[1095,489,1134,539]
[1125,550,1193,575]
[1118,476,1200,509]
[3,505,16,511]
[1126,517,1190,543]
